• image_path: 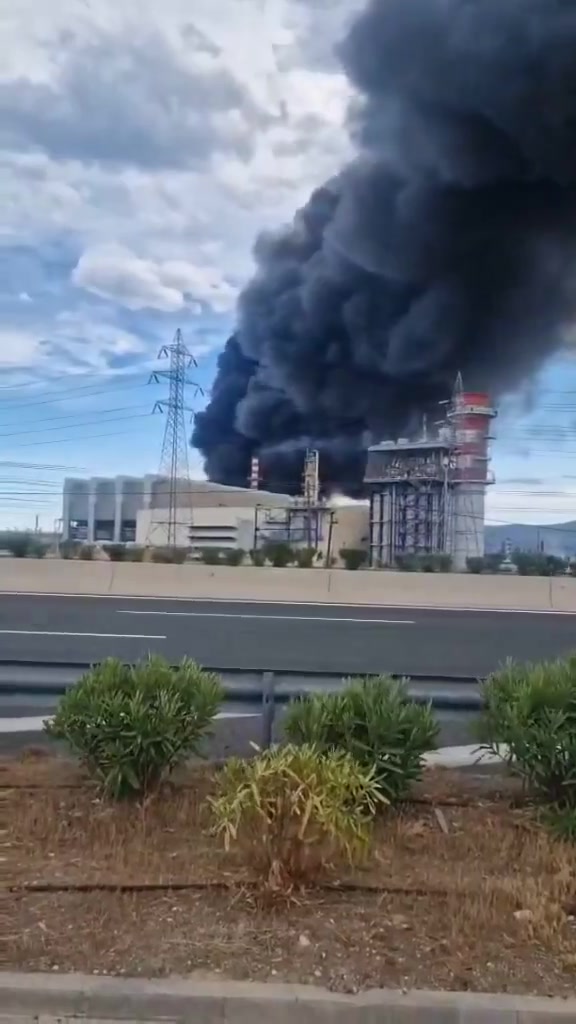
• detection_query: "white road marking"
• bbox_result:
[0,630,166,639]
[0,590,574,615]
[0,710,260,733]
[116,610,415,625]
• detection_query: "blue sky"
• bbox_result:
[1,0,575,531]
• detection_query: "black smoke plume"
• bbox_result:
[193,0,576,495]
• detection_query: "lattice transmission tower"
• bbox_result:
[148,329,202,548]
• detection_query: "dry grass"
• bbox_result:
[3,754,576,993]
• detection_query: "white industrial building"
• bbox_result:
[61,474,368,562]
[62,475,292,549]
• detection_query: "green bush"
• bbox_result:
[124,546,145,562]
[466,556,485,574]
[294,547,316,568]
[249,548,266,567]
[397,553,452,573]
[59,540,81,560]
[0,531,46,558]
[79,543,95,561]
[104,544,144,562]
[478,657,576,808]
[284,676,438,803]
[339,547,368,570]
[45,656,223,799]
[199,547,223,565]
[224,548,244,566]
[262,541,294,567]
[150,546,188,564]
[512,552,567,576]
[210,743,384,893]
[104,543,127,562]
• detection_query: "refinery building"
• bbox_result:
[62,377,495,572]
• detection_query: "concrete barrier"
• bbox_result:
[1,973,575,1022]
[1,557,576,612]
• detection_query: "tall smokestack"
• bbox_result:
[193,0,576,495]
[448,378,496,570]
[249,455,260,490]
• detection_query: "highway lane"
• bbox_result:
[0,594,575,676]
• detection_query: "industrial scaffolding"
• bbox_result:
[365,439,453,567]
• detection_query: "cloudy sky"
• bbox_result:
[1,0,576,531]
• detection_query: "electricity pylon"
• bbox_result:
[149,329,202,548]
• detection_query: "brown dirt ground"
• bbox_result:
[3,752,576,995]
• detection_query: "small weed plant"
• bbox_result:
[284,676,438,802]
[46,656,223,799]
[479,656,576,810]
[210,743,384,894]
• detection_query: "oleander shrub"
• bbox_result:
[294,547,316,568]
[45,656,223,799]
[466,556,485,574]
[284,676,438,803]
[210,743,384,893]
[0,531,47,558]
[150,546,188,564]
[224,548,244,566]
[339,547,368,570]
[261,541,295,567]
[104,543,145,562]
[479,656,576,810]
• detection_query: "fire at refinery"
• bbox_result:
[364,377,496,571]
[248,377,496,572]
[193,0,576,499]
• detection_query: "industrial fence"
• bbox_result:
[0,660,484,747]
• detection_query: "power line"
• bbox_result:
[0,377,149,412]
[0,410,150,440]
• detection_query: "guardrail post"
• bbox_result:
[261,671,276,749]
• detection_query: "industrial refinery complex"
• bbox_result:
[62,377,496,572]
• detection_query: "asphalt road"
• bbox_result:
[0,593,575,676]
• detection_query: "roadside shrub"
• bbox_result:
[294,547,316,568]
[512,552,567,576]
[478,657,576,809]
[466,556,485,574]
[210,743,384,893]
[224,547,244,566]
[284,676,438,803]
[0,531,46,558]
[434,554,453,573]
[78,543,95,561]
[199,547,223,565]
[249,548,266,567]
[150,546,188,564]
[104,543,145,562]
[104,543,127,562]
[395,553,418,571]
[59,540,81,560]
[124,545,145,562]
[261,541,294,568]
[45,656,223,799]
[397,553,452,573]
[339,547,368,570]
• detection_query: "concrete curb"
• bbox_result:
[0,973,575,1022]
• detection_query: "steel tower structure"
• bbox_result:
[149,329,202,548]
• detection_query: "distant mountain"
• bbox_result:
[485,521,576,558]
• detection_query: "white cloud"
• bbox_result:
[72,244,238,314]
[0,0,354,381]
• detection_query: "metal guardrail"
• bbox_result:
[0,660,485,748]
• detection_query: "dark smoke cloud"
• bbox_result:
[193,0,576,494]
